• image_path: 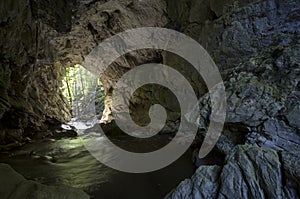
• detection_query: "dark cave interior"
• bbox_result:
[0,0,299,198]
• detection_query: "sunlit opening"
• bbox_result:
[60,64,105,118]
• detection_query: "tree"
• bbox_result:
[60,64,105,118]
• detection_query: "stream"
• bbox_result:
[0,120,223,199]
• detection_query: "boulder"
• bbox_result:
[0,163,89,199]
[166,145,300,199]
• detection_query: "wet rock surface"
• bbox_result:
[0,163,89,199]
[177,42,300,199]
[165,0,300,198]
[186,43,300,154]
[0,0,72,145]
[0,134,201,199]
[166,145,299,199]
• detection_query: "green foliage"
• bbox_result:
[95,85,105,115]
[60,64,105,117]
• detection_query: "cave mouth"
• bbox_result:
[60,64,105,120]
[0,0,298,197]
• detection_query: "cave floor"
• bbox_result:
[0,121,225,199]
[0,133,198,199]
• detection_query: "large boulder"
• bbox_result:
[166,145,300,199]
[0,163,89,199]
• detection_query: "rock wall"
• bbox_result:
[166,145,300,199]
[0,0,173,143]
[0,163,89,198]
[165,0,300,153]
[186,43,300,154]
[166,0,300,198]
[0,0,299,197]
[0,0,180,144]
[0,0,72,145]
[166,0,299,70]
[50,0,173,130]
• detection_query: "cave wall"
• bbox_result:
[166,0,299,70]
[0,0,299,197]
[0,0,172,144]
[50,0,173,129]
[165,0,300,198]
[164,0,300,153]
[49,0,210,133]
[0,0,73,144]
[1,0,299,147]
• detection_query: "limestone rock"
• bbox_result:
[50,0,169,126]
[185,43,300,154]
[0,0,72,144]
[166,145,300,199]
[165,165,222,199]
[0,163,89,199]
[167,0,300,70]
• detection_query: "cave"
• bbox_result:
[0,0,299,199]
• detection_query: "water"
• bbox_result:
[0,134,197,198]
[0,117,225,199]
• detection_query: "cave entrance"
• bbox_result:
[60,64,105,120]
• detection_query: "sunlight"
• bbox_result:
[60,64,105,117]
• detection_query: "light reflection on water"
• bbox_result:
[1,137,115,192]
[0,128,197,199]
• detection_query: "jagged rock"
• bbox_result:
[280,151,300,197]
[0,0,72,145]
[166,165,222,199]
[0,163,89,199]
[167,0,300,70]
[166,145,300,199]
[284,103,300,130]
[0,0,172,143]
[164,0,300,145]
[50,0,169,126]
[185,43,300,154]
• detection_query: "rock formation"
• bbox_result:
[0,163,89,199]
[166,145,300,199]
[0,0,170,144]
[0,0,73,145]
[0,0,299,198]
[165,0,300,198]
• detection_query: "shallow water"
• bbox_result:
[0,133,198,199]
[0,117,225,199]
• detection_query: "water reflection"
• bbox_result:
[0,130,196,199]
